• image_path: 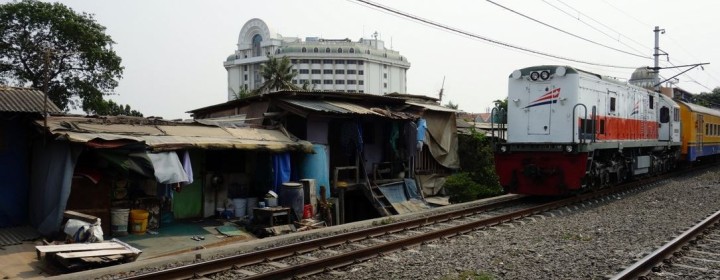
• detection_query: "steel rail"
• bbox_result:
[611,209,720,280]
[121,196,528,280]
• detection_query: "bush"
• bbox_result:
[444,128,503,203]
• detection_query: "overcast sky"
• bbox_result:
[44,0,720,119]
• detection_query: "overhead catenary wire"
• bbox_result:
[351,0,638,69]
[542,0,652,56]
[486,0,649,59]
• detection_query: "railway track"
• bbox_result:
[612,209,720,279]
[112,175,670,280]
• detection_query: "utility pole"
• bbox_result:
[42,47,52,132]
[653,26,664,91]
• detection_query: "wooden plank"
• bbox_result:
[63,210,100,224]
[36,242,125,253]
[56,249,134,259]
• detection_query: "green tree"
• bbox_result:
[444,100,459,109]
[253,56,300,94]
[90,99,143,117]
[692,87,720,108]
[0,0,124,113]
[492,98,508,124]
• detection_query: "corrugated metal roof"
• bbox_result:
[0,226,39,247]
[281,99,383,115]
[39,116,314,153]
[406,101,459,113]
[0,86,62,113]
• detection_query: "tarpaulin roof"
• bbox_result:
[38,116,314,153]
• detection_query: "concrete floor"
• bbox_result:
[0,219,256,279]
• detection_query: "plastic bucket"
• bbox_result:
[233,198,247,218]
[129,209,149,234]
[246,197,258,218]
[281,182,304,220]
[266,197,278,207]
[110,208,129,236]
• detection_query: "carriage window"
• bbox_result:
[649,96,654,109]
[610,97,616,112]
[706,124,709,135]
[659,107,670,123]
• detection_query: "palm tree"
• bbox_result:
[253,56,301,94]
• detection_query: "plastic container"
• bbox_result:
[246,197,258,218]
[281,182,304,221]
[216,207,225,218]
[233,198,247,218]
[129,209,149,234]
[265,197,278,207]
[110,208,129,236]
[303,204,313,219]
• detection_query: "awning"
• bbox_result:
[406,101,459,113]
[39,116,314,153]
[277,99,413,119]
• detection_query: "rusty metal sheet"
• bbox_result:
[406,101,459,113]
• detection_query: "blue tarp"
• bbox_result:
[272,153,291,193]
[0,119,28,227]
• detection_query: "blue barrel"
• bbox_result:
[281,182,304,220]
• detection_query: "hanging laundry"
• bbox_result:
[181,150,194,185]
[146,152,189,184]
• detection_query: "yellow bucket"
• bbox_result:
[129,209,149,234]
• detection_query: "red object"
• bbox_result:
[302,204,313,219]
[495,151,588,196]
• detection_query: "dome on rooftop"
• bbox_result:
[629,67,656,88]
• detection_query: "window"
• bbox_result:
[335,60,345,64]
[383,64,387,69]
[292,79,297,84]
[311,59,321,64]
[275,49,280,54]
[291,59,297,64]
[338,48,343,53]
[323,69,333,74]
[313,47,319,53]
[323,79,333,84]
[244,74,247,80]
[325,47,331,53]
[243,65,248,71]
[349,48,355,53]
[292,69,298,74]
[323,59,333,64]
[311,69,321,74]
[335,69,345,74]
[649,96,654,109]
[347,70,356,74]
[383,73,387,78]
[301,47,307,53]
[358,61,364,65]
[359,90,364,93]
[347,90,356,93]
[365,50,370,54]
[610,97,616,112]
[359,80,364,85]
[336,80,345,84]
[299,79,308,84]
[706,124,709,135]
[674,108,680,121]
[312,79,321,84]
[347,60,356,64]
[299,69,309,74]
[358,70,364,75]
[347,80,356,85]
[659,107,670,123]
[300,59,309,64]
[252,34,263,56]
[383,82,387,88]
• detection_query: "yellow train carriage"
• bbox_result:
[676,100,720,161]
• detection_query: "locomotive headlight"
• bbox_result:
[530,71,540,81]
[540,70,550,80]
[556,66,567,77]
[565,145,573,153]
[511,70,522,79]
[500,146,508,153]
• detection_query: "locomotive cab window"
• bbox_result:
[659,107,670,123]
[649,96,654,109]
[609,97,616,112]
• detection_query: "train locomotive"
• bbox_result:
[493,65,700,196]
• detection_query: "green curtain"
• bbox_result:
[172,150,204,219]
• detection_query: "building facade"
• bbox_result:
[224,18,411,100]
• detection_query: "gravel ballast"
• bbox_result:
[308,168,720,279]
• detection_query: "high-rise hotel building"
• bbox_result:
[224,18,411,100]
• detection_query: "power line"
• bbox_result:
[351,0,638,69]
[543,0,652,55]
[486,0,648,59]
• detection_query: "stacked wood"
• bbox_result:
[36,239,141,271]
